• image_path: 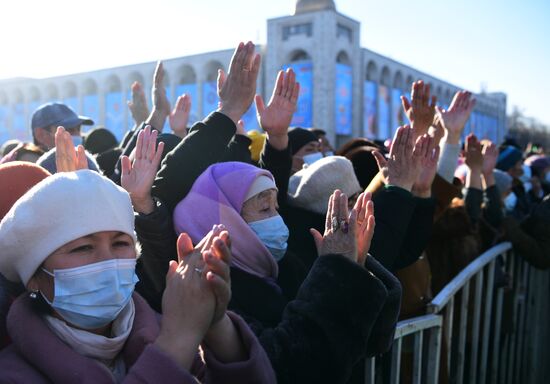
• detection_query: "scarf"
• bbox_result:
[173,161,279,279]
[44,299,135,383]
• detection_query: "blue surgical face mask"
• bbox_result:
[302,152,323,166]
[248,215,289,262]
[504,192,517,212]
[71,135,83,147]
[41,259,138,329]
[323,151,334,157]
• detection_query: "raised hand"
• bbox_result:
[145,61,171,131]
[464,134,483,171]
[169,94,191,139]
[465,134,483,189]
[202,230,232,326]
[121,126,165,214]
[255,68,300,150]
[352,192,376,266]
[127,81,150,126]
[435,91,476,144]
[310,190,358,263]
[481,140,498,187]
[402,80,437,138]
[155,230,219,369]
[217,41,261,125]
[372,125,422,192]
[55,126,88,172]
[412,134,441,198]
[481,140,498,176]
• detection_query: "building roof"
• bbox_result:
[294,0,336,14]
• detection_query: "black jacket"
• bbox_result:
[230,252,401,384]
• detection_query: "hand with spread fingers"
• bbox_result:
[255,68,300,150]
[412,134,441,198]
[55,126,88,172]
[127,81,150,126]
[169,94,191,139]
[372,125,422,192]
[310,190,358,263]
[121,125,165,214]
[401,80,437,138]
[352,191,376,266]
[217,41,262,125]
[435,91,476,145]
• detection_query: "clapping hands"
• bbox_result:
[156,225,232,368]
[255,68,300,150]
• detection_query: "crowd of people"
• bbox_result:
[0,41,548,383]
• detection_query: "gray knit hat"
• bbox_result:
[288,156,362,215]
[493,169,513,197]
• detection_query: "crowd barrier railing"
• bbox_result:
[363,242,544,384]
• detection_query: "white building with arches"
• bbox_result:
[0,0,506,147]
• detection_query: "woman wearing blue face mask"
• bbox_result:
[0,170,276,383]
[172,161,401,384]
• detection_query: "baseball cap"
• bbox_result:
[31,102,94,131]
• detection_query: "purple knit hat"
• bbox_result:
[173,162,279,279]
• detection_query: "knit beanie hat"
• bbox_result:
[83,127,118,155]
[0,170,136,284]
[288,156,362,215]
[247,130,266,163]
[0,162,51,220]
[37,147,100,174]
[496,146,522,172]
[493,169,513,196]
[288,127,318,155]
[524,155,550,177]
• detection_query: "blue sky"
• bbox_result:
[2,0,549,125]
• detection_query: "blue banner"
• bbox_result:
[83,95,100,133]
[241,104,259,132]
[391,88,405,138]
[283,61,313,128]
[175,84,199,126]
[377,85,391,140]
[105,92,125,141]
[335,63,353,135]
[202,82,219,119]
[363,81,377,138]
[0,106,11,145]
[12,103,28,141]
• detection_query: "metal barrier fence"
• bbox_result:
[364,242,548,384]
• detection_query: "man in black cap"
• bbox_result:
[31,102,94,151]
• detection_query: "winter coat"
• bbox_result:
[0,293,276,383]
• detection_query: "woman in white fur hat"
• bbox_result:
[0,137,275,383]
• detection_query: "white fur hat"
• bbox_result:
[288,156,362,215]
[0,170,136,284]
